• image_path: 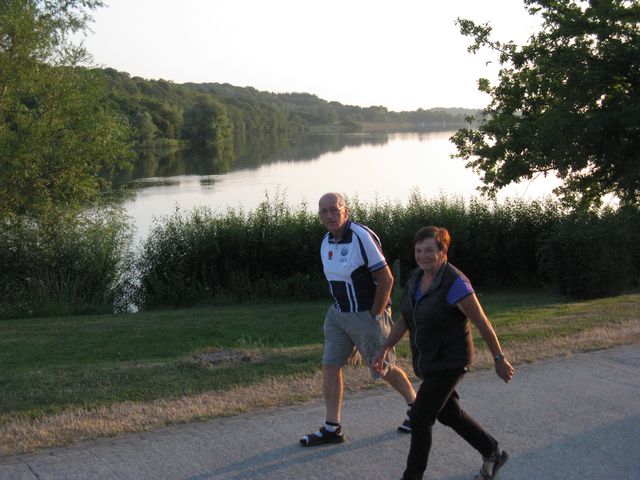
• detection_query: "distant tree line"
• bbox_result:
[101,68,478,151]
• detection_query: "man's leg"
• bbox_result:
[383,365,416,404]
[370,309,416,404]
[348,309,417,430]
[383,365,416,433]
[299,307,350,446]
[323,364,344,423]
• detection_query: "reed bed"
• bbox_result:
[1,192,638,318]
[134,192,640,310]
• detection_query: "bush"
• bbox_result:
[133,193,326,309]
[134,192,575,309]
[538,207,639,299]
[0,208,134,318]
[349,191,563,289]
[3,193,635,316]
[3,192,636,317]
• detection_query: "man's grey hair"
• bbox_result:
[321,192,347,207]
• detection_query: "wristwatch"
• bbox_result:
[494,353,505,362]
[374,314,383,321]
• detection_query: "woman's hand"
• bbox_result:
[495,358,515,383]
[371,315,407,375]
[372,347,389,374]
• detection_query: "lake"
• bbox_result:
[122,130,561,244]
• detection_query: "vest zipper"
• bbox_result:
[411,286,424,378]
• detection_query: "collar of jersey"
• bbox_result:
[328,220,352,244]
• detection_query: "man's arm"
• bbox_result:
[370,265,394,316]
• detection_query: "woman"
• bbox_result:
[373,226,515,480]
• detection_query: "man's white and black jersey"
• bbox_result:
[320,220,388,313]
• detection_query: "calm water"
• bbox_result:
[123,131,560,243]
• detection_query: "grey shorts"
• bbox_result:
[322,305,396,378]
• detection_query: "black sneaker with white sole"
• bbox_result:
[474,449,509,479]
[397,409,411,433]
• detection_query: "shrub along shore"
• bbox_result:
[1,191,639,318]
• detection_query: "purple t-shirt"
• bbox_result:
[415,274,474,305]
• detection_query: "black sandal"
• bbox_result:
[299,426,345,447]
[474,449,509,479]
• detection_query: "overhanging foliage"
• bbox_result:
[452,0,640,208]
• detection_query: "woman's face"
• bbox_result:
[414,237,445,273]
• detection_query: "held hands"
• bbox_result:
[495,358,515,383]
[371,347,389,374]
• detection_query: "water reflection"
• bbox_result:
[116,131,398,186]
[263,132,391,165]
[115,146,233,182]
[121,131,561,244]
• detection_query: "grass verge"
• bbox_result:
[1,290,639,456]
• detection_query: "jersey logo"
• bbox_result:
[328,251,333,260]
[341,247,348,256]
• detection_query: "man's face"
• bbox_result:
[318,195,348,235]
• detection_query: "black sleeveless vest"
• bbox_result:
[400,263,474,378]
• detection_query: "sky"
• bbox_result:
[83,0,542,112]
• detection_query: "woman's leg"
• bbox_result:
[402,372,463,480]
[437,390,498,458]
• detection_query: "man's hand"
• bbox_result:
[372,347,389,374]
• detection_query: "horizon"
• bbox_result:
[101,66,483,113]
[85,0,542,112]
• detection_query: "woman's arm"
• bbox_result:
[457,293,515,383]
[372,315,408,373]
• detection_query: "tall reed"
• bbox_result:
[3,194,636,318]
[0,208,133,318]
[133,193,327,309]
[135,192,639,309]
[537,205,640,298]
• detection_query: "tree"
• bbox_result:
[0,0,132,219]
[182,95,233,153]
[132,111,158,144]
[451,0,640,208]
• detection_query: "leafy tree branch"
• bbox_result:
[452,0,640,208]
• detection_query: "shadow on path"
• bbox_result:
[187,431,398,480]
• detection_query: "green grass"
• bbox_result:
[1,290,638,424]
[1,301,328,368]
[0,300,328,421]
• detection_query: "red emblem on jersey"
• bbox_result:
[328,251,333,259]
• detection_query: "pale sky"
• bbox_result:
[84,0,542,112]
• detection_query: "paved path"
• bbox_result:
[2,345,639,480]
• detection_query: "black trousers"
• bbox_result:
[402,370,498,480]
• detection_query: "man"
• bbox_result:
[300,192,417,447]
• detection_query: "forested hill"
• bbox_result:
[187,82,478,129]
[101,68,479,150]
